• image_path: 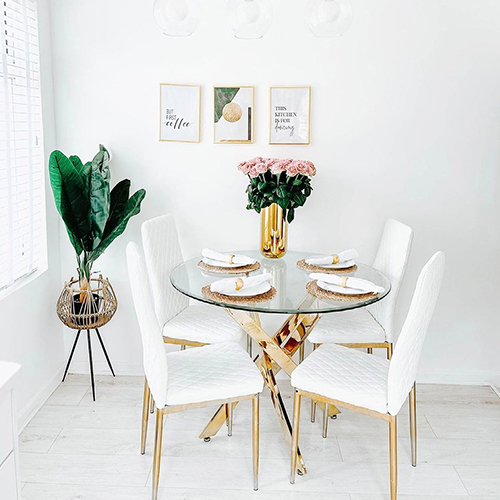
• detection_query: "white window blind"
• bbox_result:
[0,0,46,293]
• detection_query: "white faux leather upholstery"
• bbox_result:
[292,343,390,414]
[127,243,263,409]
[369,219,413,342]
[141,214,189,327]
[308,218,413,345]
[163,305,243,343]
[387,251,445,415]
[305,309,385,345]
[166,342,263,406]
[127,242,169,408]
[142,214,243,344]
[294,252,445,417]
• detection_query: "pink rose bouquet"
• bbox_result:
[238,157,315,223]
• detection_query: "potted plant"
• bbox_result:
[49,145,146,322]
[238,157,316,258]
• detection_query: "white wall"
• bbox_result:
[48,0,500,384]
[0,0,65,428]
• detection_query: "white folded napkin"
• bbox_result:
[202,248,256,266]
[305,248,359,266]
[309,273,384,294]
[211,273,272,294]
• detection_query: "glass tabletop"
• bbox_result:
[170,250,391,315]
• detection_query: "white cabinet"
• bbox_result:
[0,362,21,500]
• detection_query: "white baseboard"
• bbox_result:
[416,369,500,386]
[17,366,64,432]
[66,360,144,377]
[491,385,500,399]
[67,362,500,387]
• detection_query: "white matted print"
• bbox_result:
[269,86,311,145]
[214,86,254,144]
[160,83,200,143]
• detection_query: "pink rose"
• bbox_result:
[296,161,309,175]
[248,156,263,167]
[248,166,260,178]
[263,158,276,168]
[286,161,299,177]
[270,160,285,174]
[238,161,251,175]
[304,160,316,176]
[255,161,268,174]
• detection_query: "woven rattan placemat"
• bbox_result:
[306,280,377,302]
[198,260,260,275]
[201,285,276,305]
[297,259,357,275]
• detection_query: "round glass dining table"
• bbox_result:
[170,250,391,475]
[170,250,391,315]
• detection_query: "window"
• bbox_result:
[0,0,46,294]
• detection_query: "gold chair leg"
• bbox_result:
[252,394,259,491]
[322,403,329,438]
[152,409,164,500]
[389,416,398,500]
[299,342,305,363]
[149,393,155,414]
[367,347,373,354]
[310,398,316,423]
[227,403,234,437]
[387,343,393,360]
[141,379,150,455]
[290,390,301,484]
[409,383,417,467]
[310,343,318,422]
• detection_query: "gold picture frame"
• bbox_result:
[213,86,254,144]
[269,86,311,145]
[159,83,201,143]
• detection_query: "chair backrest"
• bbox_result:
[141,214,189,328]
[126,242,169,408]
[387,251,445,415]
[369,219,413,342]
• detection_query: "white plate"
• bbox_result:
[309,259,356,270]
[317,281,374,296]
[203,257,254,268]
[219,282,271,297]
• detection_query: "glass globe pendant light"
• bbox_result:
[153,0,200,37]
[307,0,353,37]
[226,0,273,39]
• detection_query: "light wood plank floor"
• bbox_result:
[20,374,500,499]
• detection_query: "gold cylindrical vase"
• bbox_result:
[260,203,288,259]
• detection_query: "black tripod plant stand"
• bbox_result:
[62,328,115,401]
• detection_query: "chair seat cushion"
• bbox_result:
[166,343,264,406]
[291,343,389,414]
[307,308,386,345]
[163,305,243,344]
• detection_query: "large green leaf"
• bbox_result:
[90,188,146,261]
[69,155,91,198]
[88,145,111,250]
[103,179,131,240]
[214,87,240,123]
[48,151,89,254]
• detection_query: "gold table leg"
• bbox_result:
[198,305,337,475]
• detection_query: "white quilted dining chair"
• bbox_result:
[290,251,445,500]
[307,218,413,422]
[140,214,244,452]
[126,242,263,500]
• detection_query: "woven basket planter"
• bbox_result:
[57,275,118,330]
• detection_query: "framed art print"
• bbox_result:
[159,83,201,143]
[214,86,254,144]
[269,86,311,145]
